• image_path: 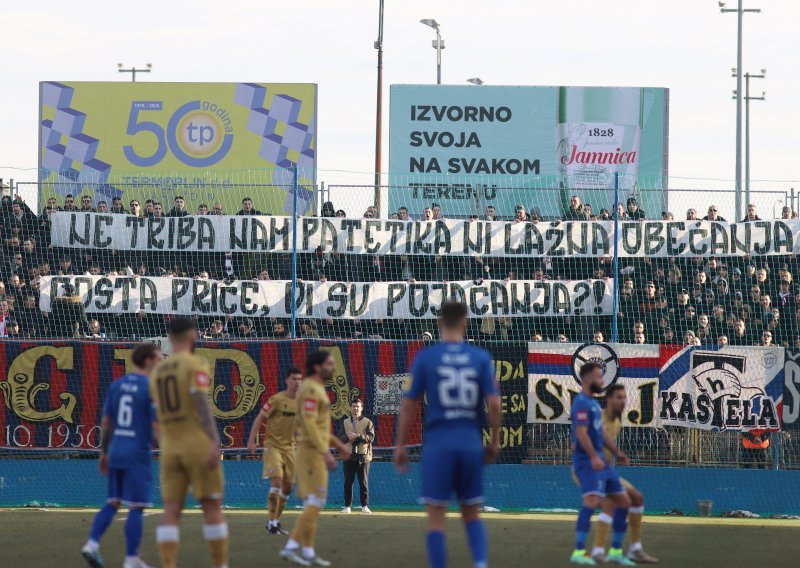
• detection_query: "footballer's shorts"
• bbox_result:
[263,446,295,484]
[572,462,626,498]
[159,445,224,502]
[107,463,153,508]
[420,446,484,507]
[295,446,328,501]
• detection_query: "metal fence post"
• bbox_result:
[612,172,620,343]
[291,165,299,339]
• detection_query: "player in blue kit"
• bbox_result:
[82,343,163,568]
[394,301,502,568]
[570,362,634,566]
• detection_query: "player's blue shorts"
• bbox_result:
[107,462,153,508]
[573,462,625,498]
[421,446,484,506]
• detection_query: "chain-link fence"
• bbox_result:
[1,169,799,470]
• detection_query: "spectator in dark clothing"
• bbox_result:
[237,197,263,215]
[231,318,258,339]
[3,317,21,338]
[62,194,78,212]
[49,283,89,338]
[564,195,587,220]
[320,201,336,217]
[269,320,292,339]
[57,255,77,276]
[17,294,46,338]
[729,319,753,346]
[741,204,761,222]
[626,197,646,220]
[7,197,38,237]
[110,197,128,214]
[702,205,726,222]
[79,195,95,212]
[167,196,188,217]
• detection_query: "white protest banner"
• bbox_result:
[50,212,800,258]
[40,276,614,319]
[658,346,783,431]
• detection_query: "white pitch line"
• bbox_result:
[117,512,158,521]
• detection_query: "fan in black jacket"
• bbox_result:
[49,284,89,338]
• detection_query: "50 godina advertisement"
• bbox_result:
[39,81,317,215]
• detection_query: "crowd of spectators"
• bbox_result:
[1,191,798,348]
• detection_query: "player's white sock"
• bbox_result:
[85,539,100,551]
[285,538,300,550]
[302,546,315,559]
[629,541,642,552]
[591,546,605,556]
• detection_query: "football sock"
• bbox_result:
[612,507,629,549]
[89,503,117,544]
[267,488,280,521]
[156,525,179,568]
[277,492,290,519]
[465,519,488,568]
[124,508,144,557]
[576,506,594,550]
[426,530,447,568]
[203,522,229,568]
[285,538,300,551]
[628,505,644,546]
[302,546,316,559]
[593,512,613,550]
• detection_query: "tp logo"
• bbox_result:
[168,101,234,166]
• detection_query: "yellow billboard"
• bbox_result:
[39,81,317,214]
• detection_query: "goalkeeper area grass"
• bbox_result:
[2,508,798,567]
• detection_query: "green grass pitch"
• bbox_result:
[2,508,798,567]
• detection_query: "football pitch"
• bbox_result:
[1,508,797,568]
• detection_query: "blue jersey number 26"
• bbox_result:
[436,367,478,408]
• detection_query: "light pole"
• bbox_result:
[719,1,761,221]
[118,63,152,82]
[467,78,484,85]
[374,0,385,214]
[733,69,766,212]
[420,19,444,84]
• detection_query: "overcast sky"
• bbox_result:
[2,0,798,204]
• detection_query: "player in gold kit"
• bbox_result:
[591,384,658,564]
[280,350,350,566]
[150,317,229,568]
[247,367,304,535]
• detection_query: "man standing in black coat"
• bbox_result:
[49,283,89,338]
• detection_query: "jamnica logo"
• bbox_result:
[560,145,638,167]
